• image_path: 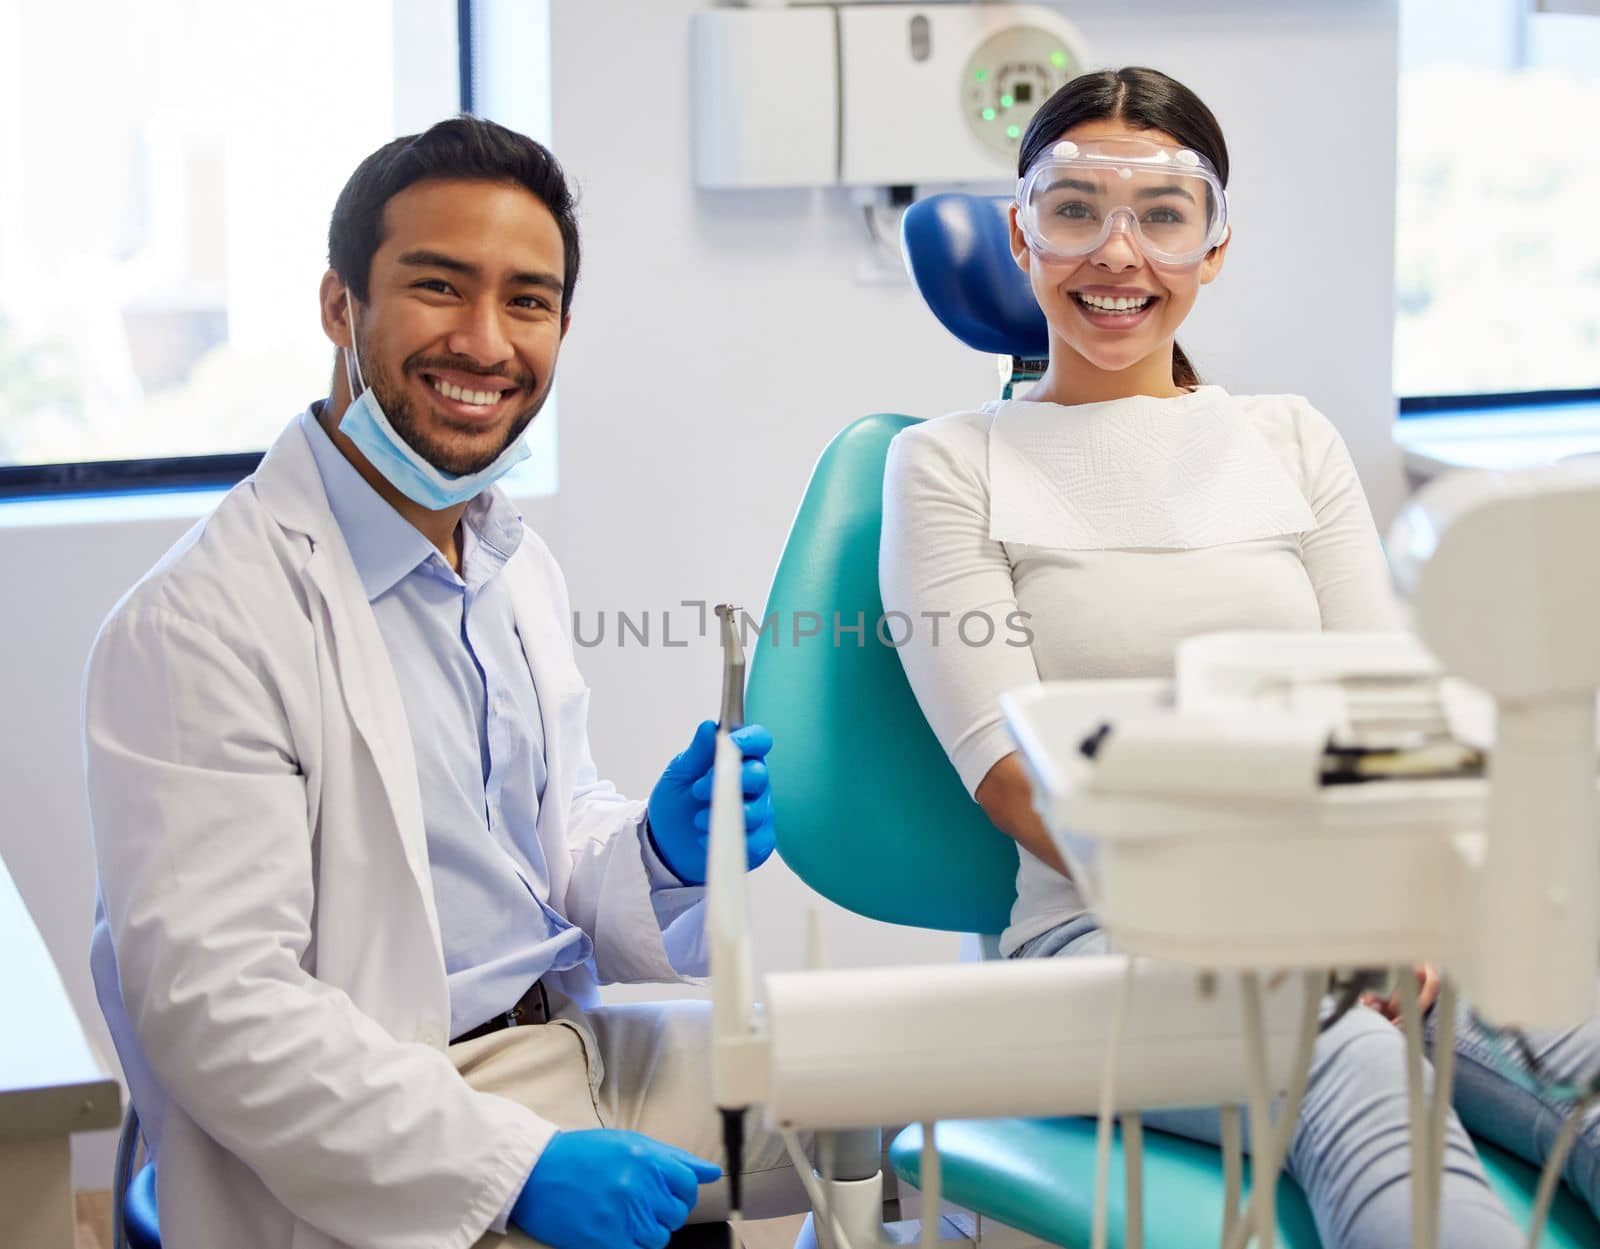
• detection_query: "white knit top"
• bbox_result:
[879,387,1401,954]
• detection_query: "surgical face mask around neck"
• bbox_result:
[337,292,532,511]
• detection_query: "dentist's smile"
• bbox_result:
[417,370,521,424]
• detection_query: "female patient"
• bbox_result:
[880,65,1600,1249]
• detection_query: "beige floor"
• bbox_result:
[76,1192,809,1249]
[75,1191,114,1249]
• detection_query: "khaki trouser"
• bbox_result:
[457,994,805,1247]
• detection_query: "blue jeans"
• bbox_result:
[1016,916,1600,1249]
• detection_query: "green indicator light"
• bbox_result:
[981,107,996,122]
[1050,49,1068,68]
[1006,124,1021,140]
[1000,94,1015,109]
[974,68,988,82]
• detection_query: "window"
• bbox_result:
[0,0,460,496]
[1396,0,1600,403]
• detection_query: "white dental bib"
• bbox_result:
[985,385,1318,551]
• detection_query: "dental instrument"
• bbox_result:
[711,603,755,1238]
[717,603,746,733]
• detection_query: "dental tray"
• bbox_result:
[1000,655,1488,972]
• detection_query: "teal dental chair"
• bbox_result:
[112,1106,159,1249]
[741,193,1600,1248]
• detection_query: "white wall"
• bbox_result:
[0,0,1402,1190]
[1,510,201,1186]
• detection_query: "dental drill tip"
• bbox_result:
[715,604,746,731]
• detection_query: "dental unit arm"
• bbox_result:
[996,459,1600,1249]
[1401,460,1600,1032]
[1006,461,1600,1015]
[704,611,1319,1249]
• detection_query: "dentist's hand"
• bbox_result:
[510,1129,721,1249]
[646,719,776,884]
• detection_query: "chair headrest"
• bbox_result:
[900,193,1050,360]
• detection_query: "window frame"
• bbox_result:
[1398,387,1600,419]
[1392,2,1600,419]
[0,8,474,502]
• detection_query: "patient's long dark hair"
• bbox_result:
[1018,67,1229,391]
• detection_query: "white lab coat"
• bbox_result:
[85,413,709,1249]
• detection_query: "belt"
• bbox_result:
[450,980,552,1046]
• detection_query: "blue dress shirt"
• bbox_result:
[303,409,593,1040]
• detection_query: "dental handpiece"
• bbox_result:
[715,603,745,731]
[712,603,747,1232]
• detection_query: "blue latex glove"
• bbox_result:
[646,719,776,885]
[510,1128,721,1249]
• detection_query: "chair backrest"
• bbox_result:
[745,414,1017,935]
[900,193,1050,359]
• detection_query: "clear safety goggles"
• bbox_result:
[1015,137,1229,270]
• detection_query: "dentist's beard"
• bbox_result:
[360,345,547,476]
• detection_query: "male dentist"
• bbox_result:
[84,117,789,1249]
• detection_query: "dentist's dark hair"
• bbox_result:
[1019,67,1229,391]
[329,115,581,318]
